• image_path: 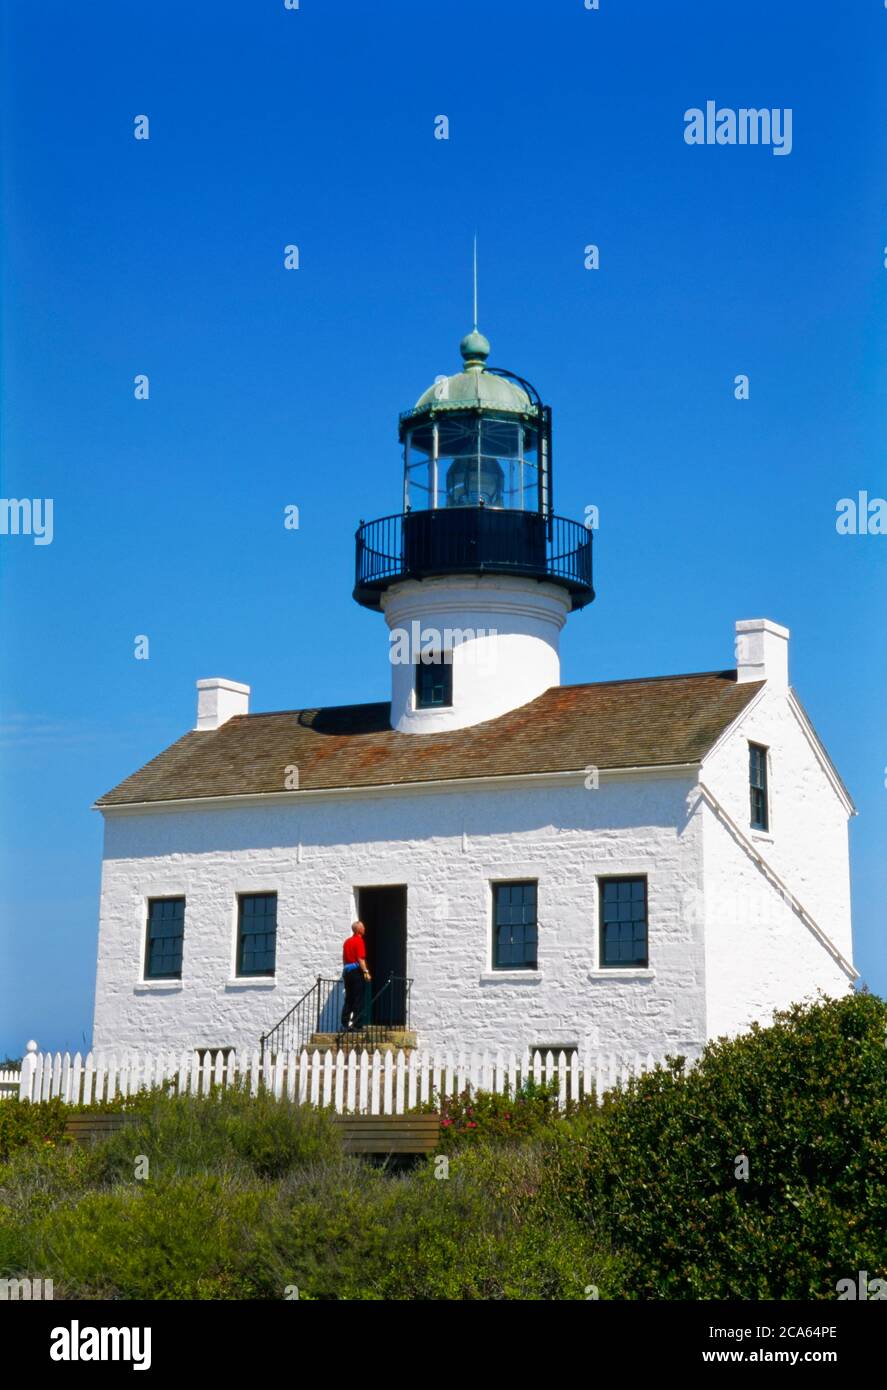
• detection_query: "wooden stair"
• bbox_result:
[64,1114,138,1145]
[333,1112,439,1154]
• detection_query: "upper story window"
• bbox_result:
[415,655,452,709]
[237,893,277,977]
[492,880,538,970]
[749,742,769,832]
[145,897,185,980]
[599,877,648,969]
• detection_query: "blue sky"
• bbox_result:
[1,0,884,1057]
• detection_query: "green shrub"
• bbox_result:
[0,1098,69,1161]
[0,1088,616,1300]
[85,1085,342,1184]
[248,1143,617,1301]
[368,1143,617,1300]
[5,995,881,1300]
[583,991,887,1299]
[430,1075,598,1151]
[0,1090,162,1163]
[3,1175,265,1299]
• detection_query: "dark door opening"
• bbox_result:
[357,885,407,1027]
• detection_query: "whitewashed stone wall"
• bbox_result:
[93,772,706,1057]
[92,685,856,1058]
[700,685,855,1038]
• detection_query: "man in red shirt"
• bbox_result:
[341,921,371,1032]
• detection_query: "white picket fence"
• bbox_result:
[15,1043,668,1113]
[0,1067,21,1100]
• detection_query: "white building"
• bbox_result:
[92,330,856,1057]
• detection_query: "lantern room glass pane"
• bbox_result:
[405,422,435,510]
[481,417,519,457]
[404,413,545,513]
[504,422,540,512]
[438,416,500,508]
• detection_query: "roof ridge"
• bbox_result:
[558,669,738,691]
[228,671,741,723]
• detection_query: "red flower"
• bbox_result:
[466,1121,477,1128]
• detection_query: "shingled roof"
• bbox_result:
[96,670,764,808]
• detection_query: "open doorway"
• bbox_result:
[356,885,408,1027]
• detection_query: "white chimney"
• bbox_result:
[195,677,250,730]
[735,619,789,691]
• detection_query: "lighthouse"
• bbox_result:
[92,321,856,1063]
[354,328,594,733]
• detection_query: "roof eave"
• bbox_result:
[94,760,702,815]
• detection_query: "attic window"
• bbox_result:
[749,743,769,832]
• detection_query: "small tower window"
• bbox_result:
[415,655,452,709]
[749,743,769,831]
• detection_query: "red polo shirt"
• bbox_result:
[343,934,366,966]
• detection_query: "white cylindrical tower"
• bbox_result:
[353,329,593,733]
[384,574,570,733]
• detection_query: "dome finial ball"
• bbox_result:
[459,329,490,370]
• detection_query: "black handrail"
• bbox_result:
[260,976,333,1063]
[484,365,544,410]
[260,973,412,1063]
[363,972,412,1045]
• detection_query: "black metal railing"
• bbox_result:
[366,972,412,1037]
[354,508,593,610]
[260,977,336,1061]
[260,973,413,1063]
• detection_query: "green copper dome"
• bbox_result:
[409,331,534,417]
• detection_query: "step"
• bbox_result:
[308,1030,417,1053]
[332,1112,440,1154]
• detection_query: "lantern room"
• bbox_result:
[399,330,551,515]
[353,328,593,613]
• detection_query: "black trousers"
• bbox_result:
[341,969,365,1031]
